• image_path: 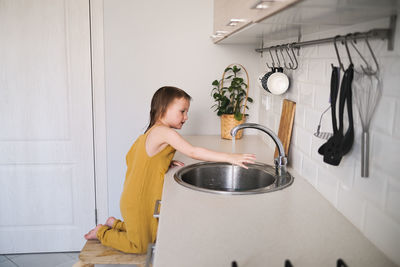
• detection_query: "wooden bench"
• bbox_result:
[73,240,147,267]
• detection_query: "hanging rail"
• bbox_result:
[255,15,396,53]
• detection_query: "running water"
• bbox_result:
[231,137,236,191]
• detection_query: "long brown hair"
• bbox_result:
[146,86,192,132]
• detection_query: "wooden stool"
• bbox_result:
[73,240,147,267]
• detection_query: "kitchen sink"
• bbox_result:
[174,162,293,195]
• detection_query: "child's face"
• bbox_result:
[161,97,190,129]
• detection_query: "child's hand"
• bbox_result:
[169,160,185,168]
[229,153,256,169]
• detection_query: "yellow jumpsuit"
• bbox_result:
[96,127,176,253]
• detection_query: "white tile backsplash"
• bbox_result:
[337,185,366,230]
[293,104,305,127]
[313,84,331,111]
[386,178,400,224]
[308,59,327,84]
[296,127,312,156]
[317,167,339,206]
[354,164,387,208]
[304,107,322,133]
[394,100,400,139]
[298,82,314,107]
[371,96,395,135]
[258,17,400,265]
[364,203,400,265]
[371,132,400,179]
[302,155,318,186]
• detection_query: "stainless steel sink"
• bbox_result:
[174,162,293,195]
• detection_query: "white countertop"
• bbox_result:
[153,136,395,267]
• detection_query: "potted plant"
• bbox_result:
[211,64,253,139]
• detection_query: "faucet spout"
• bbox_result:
[230,123,287,176]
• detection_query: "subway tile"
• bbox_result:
[354,163,387,208]
[265,113,277,131]
[337,185,366,230]
[351,134,362,168]
[292,59,308,82]
[293,104,305,127]
[310,135,327,162]
[318,43,337,59]
[317,167,339,206]
[371,132,400,178]
[308,59,327,84]
[370,38,391,58]
[369,96,395,135]
[394,101,400,139]
[291,125,298,146]
[313,84,331,111]
[286,85,299,103]
[386,178,400,224]
[299,45,318,59]
[298,82,314,107]
[296,127,312,156]
[304,107,323,133]
[364,203,400,266]
[302,155,318,186]
[272,95,283,114]
[326,155,356,190]
[380,56,400,98]
[289,146,303,173]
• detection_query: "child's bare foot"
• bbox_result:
[105,216,116,227]
[84,224,103,240]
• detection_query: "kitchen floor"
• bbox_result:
[0,253,136,267]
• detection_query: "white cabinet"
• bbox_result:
[212,0,299,43]
[214,0,397,45]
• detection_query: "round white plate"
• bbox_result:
[266,72,289,95]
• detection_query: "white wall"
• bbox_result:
[103,0,259,218]
[258,16,400,264]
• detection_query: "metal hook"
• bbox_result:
[284,44,295,69]
[274,46,281,67]
[333,35,345,71]
[279,45,291,69]
[289,43,298,70]
[362,33,379,75]
[349,32,371,74]
[342,34,354,66]
[266,46,276,69]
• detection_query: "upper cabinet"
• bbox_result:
[212,0,398,45]
[212,0,300,43]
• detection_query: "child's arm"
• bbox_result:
[160,127,256,169]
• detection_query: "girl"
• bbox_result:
[84,86,256,253]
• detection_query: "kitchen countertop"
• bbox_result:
[153,135,395,267]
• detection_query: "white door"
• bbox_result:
[0,0,96,253]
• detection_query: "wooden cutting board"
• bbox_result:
[274,99,296,158]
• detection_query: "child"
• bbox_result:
[84,86,256,253]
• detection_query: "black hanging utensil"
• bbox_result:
[318,65,340,155]
[322,64,353,165]
[340,64,354,156]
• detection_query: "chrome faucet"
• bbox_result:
[230,123,287,176]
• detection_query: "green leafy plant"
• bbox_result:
[211,65,253,121]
